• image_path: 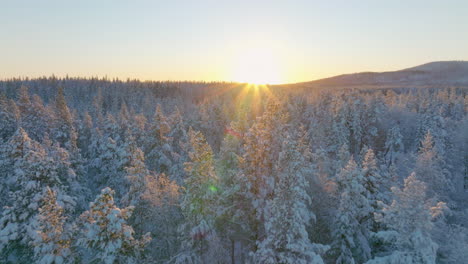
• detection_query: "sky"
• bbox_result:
[1,0,467,84]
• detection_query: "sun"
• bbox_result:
[231,47,285,85]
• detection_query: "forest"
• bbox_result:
[0,77,467,263]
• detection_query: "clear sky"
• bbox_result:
[1,0,467,84]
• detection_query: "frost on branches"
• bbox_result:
[253,133,328,264]
[367,173,447,264]
[78,188,150,264]
[32,187,72,264]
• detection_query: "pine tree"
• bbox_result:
[122,147,148,208]
[333,143,351,176]
[90,135,128,197]
[253,133,328,264]
[0,128,74,260]
[77,112,94,159]
[102,114,121,143]
[384,126,404,167]
[415,130,452,199]
[367,173,447,264]
[29,94,52,142]
[53,87,78,151]
[176,128,222,263]
[17,85,31,118]
[45,140,85,212]
[16,85,50,142]
[362,148,386,230]
[332,157,372,264]
[118,102,130,134]
[33,187,73,264]
[0,98,20,141]
[330,97,350,155]
[89,87,104,123]
[168,107,190,183]
[349,97,364,154]
[78,188,150,264]
[235,101,287,249]
[214,122,247,263]
[140,173,181,261]
[145,104,172,172]
[121,145,155,235]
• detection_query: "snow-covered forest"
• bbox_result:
[0,77,467,263]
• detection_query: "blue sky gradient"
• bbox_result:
[1,0,467,83]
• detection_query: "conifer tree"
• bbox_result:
[168,107,190,183]
[122,148,149,208]
[176,128,222,263]
[367,173,447,264]
[33,187,73,264]
[0,98,19,141]
[384,126,404,167]
[77,112,94,159]
[102,114,121,143]
[0,128,74,260]
[78,188,150,264]
[146,104,172,172]
[17,85,31,118]
[254,133,328,264]
[90,135,128,197]
[332,157,372,264]
[235,101,287,251]
[53,87,78,151]
[415,131,452,199]
[362,148,386,230]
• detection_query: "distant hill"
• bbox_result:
[297,61,468,87]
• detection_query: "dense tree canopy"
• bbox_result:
[0,78,466,263]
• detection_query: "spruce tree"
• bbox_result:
[332,157,372,264]
[254,133,328,264]
[176,128,223,263]
[33,187,73,264]
[415,130,452,199]
[362,148,386,230]
[78,188,150,264]
[0,128,74,260]
[384,126,404,167]
[367,173,447,264]
[53,87,77,151]
[145,104,172,172]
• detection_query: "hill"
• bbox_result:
[296,61,468,87]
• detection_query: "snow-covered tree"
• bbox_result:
[145,104,172,173]
[141,173,181,261]
[0,97,19,141]
[333,143,351,177]
[384,126,404,167]
[89,135,129,197]
[33,187,73,264]
[330,97,350,155]
[102,114,121,143]
[53,87,78,151]
[78,188,150,264]
[362,148,386,230]
[175,128,223,263]
[332,157,372,264]
[415,131,452,199]
[235,101,288,245]
[77,112,94,159]
[367,173,447,264]
[122,147,148,208]
[168,107,190,183]
[253,133,328,264]
[0,128,74,260]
